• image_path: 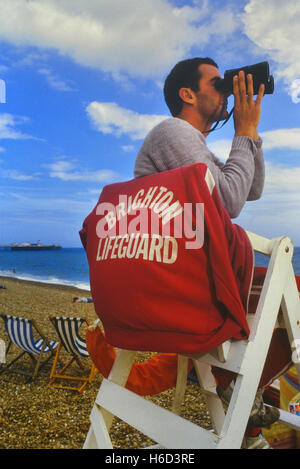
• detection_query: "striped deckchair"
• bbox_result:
[0,314,58,381]
[49,316,96,392]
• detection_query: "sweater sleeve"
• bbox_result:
[134,119,265,218]
[246,137,264,201]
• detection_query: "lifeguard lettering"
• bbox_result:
[96,234,178,264]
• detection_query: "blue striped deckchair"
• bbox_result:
[0,314,58,381]
[49,316,96,392]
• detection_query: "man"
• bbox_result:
[134,57,265,219]
[134,58,278,449]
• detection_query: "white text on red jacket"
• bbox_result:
[95,185,205,263]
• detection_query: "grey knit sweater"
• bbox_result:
[134,118,264,219]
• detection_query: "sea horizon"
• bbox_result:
[0,247,91,291]
[1,245,300,291]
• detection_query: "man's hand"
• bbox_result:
[233,70,265,141]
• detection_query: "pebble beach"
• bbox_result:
[0,276,211,449]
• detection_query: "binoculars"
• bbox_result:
[215,61,274,95]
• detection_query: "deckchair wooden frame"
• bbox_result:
[0,338,6,363]
[83,232,300,449]
[49,316,96,393]
[0,314,58,382]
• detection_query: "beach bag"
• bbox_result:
[85,325,193,396]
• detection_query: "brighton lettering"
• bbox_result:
[95,188,204,250]
[98,186,184,230]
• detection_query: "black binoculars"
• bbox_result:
[215,61,274,95]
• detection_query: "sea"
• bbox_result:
[0,246,300,291]
[0,248,91,291]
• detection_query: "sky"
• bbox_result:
[0,0,300,247]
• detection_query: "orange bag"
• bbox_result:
[86,326,193,396]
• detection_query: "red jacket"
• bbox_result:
[80,163,253,354]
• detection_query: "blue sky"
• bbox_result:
[0,0,300,247]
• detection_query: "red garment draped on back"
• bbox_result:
[80,163,253,354]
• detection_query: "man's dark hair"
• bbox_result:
[163,57,218,116]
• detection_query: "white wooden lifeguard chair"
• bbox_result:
[83,232,300,449]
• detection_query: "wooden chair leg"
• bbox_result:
[88,364,97,383]
[172,355,189,415]
[49,342,61,380]
[49,341,96,392]
[32,342,46,380]
[0,347,27,375]
[101,349,136,432]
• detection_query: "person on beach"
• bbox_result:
[134,57,280,449]
[72,297,93,303]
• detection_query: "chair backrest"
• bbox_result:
[50,316,89,357]
[1,314,46,355]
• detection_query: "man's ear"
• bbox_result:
[178,87,195,105]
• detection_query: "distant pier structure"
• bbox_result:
[0,241,62,251]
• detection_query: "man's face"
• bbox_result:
[194,64,229,123]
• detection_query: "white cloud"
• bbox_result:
[13,51,49,68]
[121,145,135,153]
[2,191,97,221]
[46,159,118,182]
[208,135,300,243]
[8,190,89,208]
[0,113,37,140]
[87,102,168,140]
[261,129,300,151]
[243,0,300,103]
[207,139,232,161]
[0,0,239,79]
[0,64,9,73]
[0,169,39,180]
[208,128,300,161]
[38,67,77,92]
[0,78,5,103]
[235,160,300,245]
[263,161,300,195]
[290,79,300,104]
